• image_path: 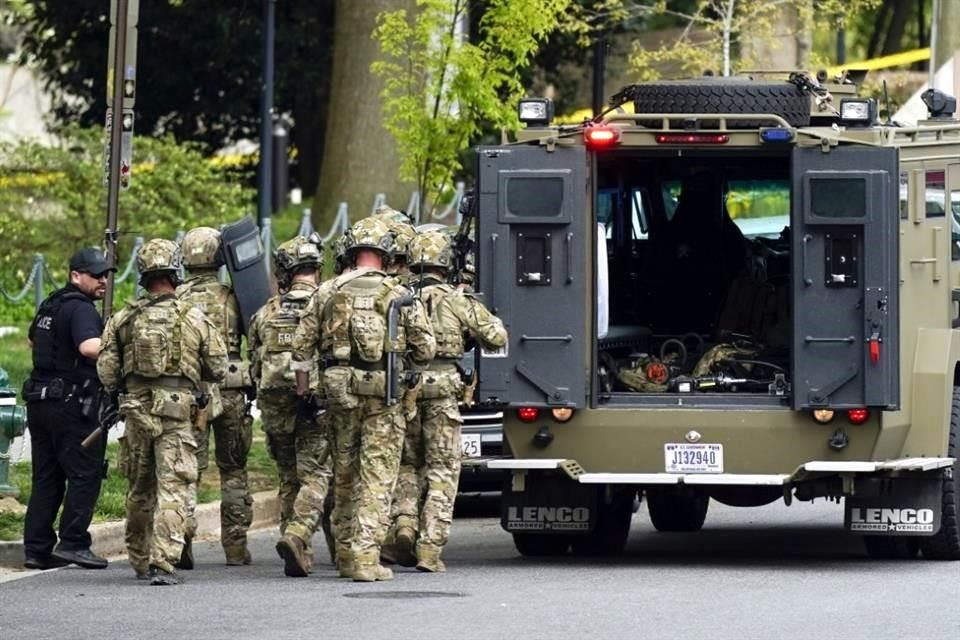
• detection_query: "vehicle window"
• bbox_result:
[899,171,909,219]
[597,189,615,240]
[926,170,946,218]
[661,180,681,221]
[952,189,960,261]
[726,179,790,238]
[631,188,649,240]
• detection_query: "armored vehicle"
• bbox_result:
[473,74,960,559]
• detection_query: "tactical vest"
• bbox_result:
[177,276,241,354]
[416,279,464,360]
[257,288,313,391]
[116,295,202,388]
[322,270,403,364]
[29,288,98,382]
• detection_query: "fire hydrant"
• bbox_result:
[0,367,27,497]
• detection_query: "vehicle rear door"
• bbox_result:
[474,144,587,408]
[791,144,899,410]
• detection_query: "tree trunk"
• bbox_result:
[880,0,911,55]
[313,0,415,231]
[936,0,960,72]
[866,2,891,59]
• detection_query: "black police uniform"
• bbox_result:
[22,253,109,568]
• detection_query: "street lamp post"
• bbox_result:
[257,0,276,229]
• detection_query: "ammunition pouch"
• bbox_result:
[321,366,360,410]
[418,368,463,401]
[351,369,387,398]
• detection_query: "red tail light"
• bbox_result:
[517,407,540,423]
[655,133,729,144]
[847,408,870,425]
[584,126,621,149]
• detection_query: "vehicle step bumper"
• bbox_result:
[485,457,955,485]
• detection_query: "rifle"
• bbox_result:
[385,293,415,405]
[450,189,476,287]
[80,389,120,449]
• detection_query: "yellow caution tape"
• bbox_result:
[826,48,930,76]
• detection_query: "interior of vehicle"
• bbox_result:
[595,150,793,398]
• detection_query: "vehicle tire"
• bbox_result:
[863,535,920,560]
[629,79,811,129]
[919,388,960,560]
[512,533,571,557]
[646,488,709,532]
[570,491,636,556]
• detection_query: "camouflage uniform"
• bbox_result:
[402,230,507,572]
[177,227,254,564]
[248,236,333,577]
[292,217,436,582]
[98,239,227,583]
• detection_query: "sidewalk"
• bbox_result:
[0,489,279,569]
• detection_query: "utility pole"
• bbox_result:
[103,0,138,319]
[257,0,276,229]
[933,0,960,93]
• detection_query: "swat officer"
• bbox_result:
[21,248,115,570]
[248,236,332,577]
[177,227,254,566]
[98,239,227,585]
[291,217,435,582]
[399,230,507,572]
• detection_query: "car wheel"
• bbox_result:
[646,487,709,532]
[920,388,960,560]
[570,492,635,556]
[863,535,920,560]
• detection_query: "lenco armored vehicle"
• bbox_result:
[472,73,960,559]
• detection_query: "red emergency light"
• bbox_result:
[584,126,621,149]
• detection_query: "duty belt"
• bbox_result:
[347,359,385,372]
[125,374,196,390]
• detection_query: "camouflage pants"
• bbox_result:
[122,409,198,574]
[389,413,423,534]
[330,397,404,566]
[415,395,462,554]
[196,389,253,550]
[259,394,333,548]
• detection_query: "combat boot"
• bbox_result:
[174,535,194,570]
[275,534,309,578]
[394,526,418,568]
[415,544,446,573]
[224,544,252,566]
[380,543,399,565]
[336,548,355,579]
[352,563,394,582]
[148,564,183,586]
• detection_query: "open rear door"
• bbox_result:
[791,145,899,410]
[475,144,587,408]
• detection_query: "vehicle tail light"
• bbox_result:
[517,407,540,423]
[655,133,729,144]
[847,408,869,425]
[551,408,574,423]
[584,126,621,149]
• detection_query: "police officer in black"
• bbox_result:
[22,248,114,570]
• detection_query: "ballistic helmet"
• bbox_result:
[372,206,416,259]
[408,229,454,271]
[181,226,224,269]
[342,217,396,260]
[137,238,182,284]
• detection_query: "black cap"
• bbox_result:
[69,248,115,277]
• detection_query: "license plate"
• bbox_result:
[664,443,723,473]
[461,433,482,458]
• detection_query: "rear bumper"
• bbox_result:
[486,456,955,485]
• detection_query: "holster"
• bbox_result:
[23,378,65,403]
[191,390,210,431]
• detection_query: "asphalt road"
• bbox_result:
[1,496,957,640]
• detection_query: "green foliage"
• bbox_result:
[372,0,571,212]
[0,323,31,395]
[0,512,24,541]
[12,0,335,193]
[621,0,881,79]
[0,126,254,306]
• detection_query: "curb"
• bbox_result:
[0,489,279,569]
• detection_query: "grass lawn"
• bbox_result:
[0,431,278,542]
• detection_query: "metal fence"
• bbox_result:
[0,186,465,309]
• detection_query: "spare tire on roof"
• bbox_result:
[628,79,811,129]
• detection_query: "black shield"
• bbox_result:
[221,215,271,334]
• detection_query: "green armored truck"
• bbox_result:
[473,74,960,559]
